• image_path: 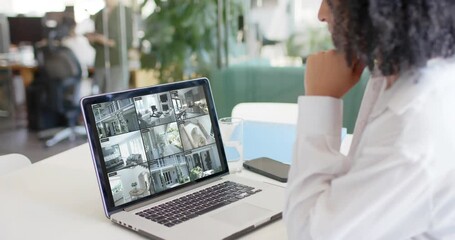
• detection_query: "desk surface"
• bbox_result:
[0,135,352,239]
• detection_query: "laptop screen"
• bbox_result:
[84,79,226,210]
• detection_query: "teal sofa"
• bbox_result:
[209,66,369,133]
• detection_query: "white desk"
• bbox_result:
[0,136,352,239]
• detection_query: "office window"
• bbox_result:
[163,171,172,185]
[129,138,145,160]
[119,143,128,161]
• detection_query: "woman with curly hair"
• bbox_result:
[284,0,455,239]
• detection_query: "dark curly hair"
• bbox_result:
[329,0,455,76]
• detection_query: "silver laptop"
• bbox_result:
[80,78,284,240]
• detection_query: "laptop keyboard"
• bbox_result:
[135,181,262,227]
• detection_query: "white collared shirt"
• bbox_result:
[284,58,455,239]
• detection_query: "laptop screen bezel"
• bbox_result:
[80,78,229,217]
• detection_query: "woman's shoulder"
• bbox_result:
[384,56,455,116]
[359,57,455,160]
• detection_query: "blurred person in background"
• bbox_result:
[61,17,95,81]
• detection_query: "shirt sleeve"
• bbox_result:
[284,96,431,239]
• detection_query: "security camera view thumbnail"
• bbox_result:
[92,86,223,206]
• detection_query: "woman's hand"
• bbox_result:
[305,50,365,98]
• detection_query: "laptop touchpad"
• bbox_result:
[210,203,272,227]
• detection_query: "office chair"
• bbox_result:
[34,44,86,147]
[0,153,32,176]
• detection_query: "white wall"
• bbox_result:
[9,0,65,16]
[0,0,103,21]
[0,0,14,15]
[294,0,323,27]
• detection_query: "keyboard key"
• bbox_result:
[164,222,175,227]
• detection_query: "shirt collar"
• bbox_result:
[386,57,455,115]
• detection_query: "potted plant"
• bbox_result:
[140,0,243,83]
[189,166,203,181]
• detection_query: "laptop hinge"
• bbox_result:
[124,176,224,212]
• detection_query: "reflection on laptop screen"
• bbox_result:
[91,86,221,207]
